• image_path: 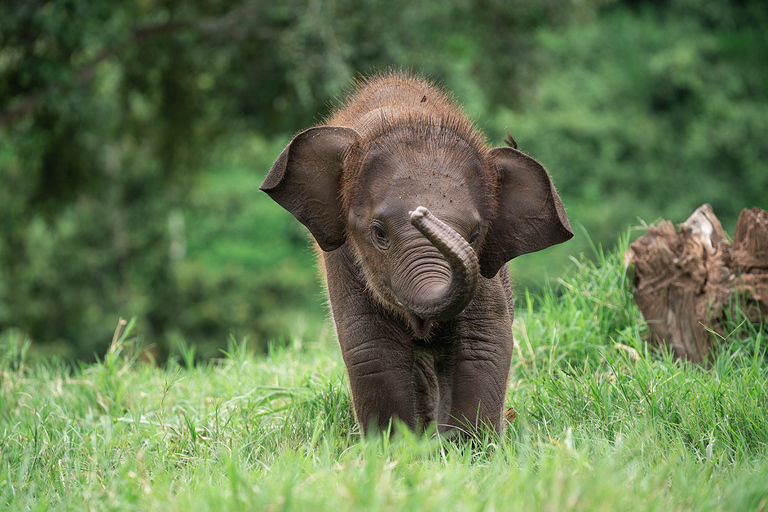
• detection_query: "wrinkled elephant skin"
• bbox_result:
[261,72,572,436]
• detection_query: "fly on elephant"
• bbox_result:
[261,71,573,437]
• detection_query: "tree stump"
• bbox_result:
[625,205,768,363]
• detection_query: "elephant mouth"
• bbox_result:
[407,311,433,339]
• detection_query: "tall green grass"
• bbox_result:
[2,238,767,511]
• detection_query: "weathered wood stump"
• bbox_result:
[625,205,768,363]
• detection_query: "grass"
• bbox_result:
[2,237,768,511]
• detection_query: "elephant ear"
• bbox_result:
[260,126,360,251]
[480,146,573,278]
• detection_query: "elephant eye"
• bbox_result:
[468,228,481,246]
[371,221,390,250]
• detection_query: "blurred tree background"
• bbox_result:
[1,0,766,362]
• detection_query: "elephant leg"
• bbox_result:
[324,248,416,434]
[440,281,515,436]
[413,350,439,432]
[444,340,512,435]
[340,323,415,434]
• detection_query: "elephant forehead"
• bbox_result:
[360,172,477,215]
[358,154,485,200]
[391,174,473,202]
[349,133,493,219]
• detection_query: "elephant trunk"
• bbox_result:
[396,207,479,336]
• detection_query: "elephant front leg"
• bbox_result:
[338,318,416,434]
[324,250,416,435]
[440,290,515,436]
[443,340,512,436]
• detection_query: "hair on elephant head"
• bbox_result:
[261,71,572,436]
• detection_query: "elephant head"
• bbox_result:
[260,125,572,337]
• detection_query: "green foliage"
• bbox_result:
[2,0,768,359]
[172,135,329,358]
[0,0,600,361]
[0,0,237,359]
[501,6,768,243]
[3,241,768,510]
[499,4,768,288]
[511,238,768,465]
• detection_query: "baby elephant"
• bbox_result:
[261,71,572,436]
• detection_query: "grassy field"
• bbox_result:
[3,239,768,511]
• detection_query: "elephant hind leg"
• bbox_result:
[412,351,439,432]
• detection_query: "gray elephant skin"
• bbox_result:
[261,71,572,436]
